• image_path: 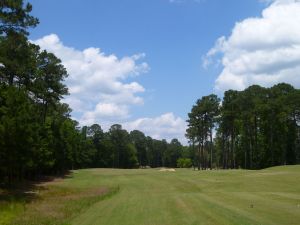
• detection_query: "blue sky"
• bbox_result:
[29,0,300,144]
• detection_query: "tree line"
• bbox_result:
[187,84,300,170]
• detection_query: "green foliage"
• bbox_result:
[177,158,192,168]
[164,139,182,167]
[187,84,300,170]
[0,0,39,36]
[187,94,220,170]
[130,130,147,167]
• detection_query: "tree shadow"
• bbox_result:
[0,171,73,205]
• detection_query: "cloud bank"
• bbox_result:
[204,0,300,91]
[124,113,187,143]
[33,34,149,124]
[33,34,187,144]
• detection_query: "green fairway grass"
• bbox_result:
[1,166,300,225]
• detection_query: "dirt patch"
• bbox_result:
[159,168,176,172]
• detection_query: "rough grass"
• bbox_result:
[1,165,300,225]
[0,176,118,225]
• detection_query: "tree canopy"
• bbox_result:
[187,84,300,170]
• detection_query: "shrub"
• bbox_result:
[177,158,192,168]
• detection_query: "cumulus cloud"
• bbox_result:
[204,0,300,91]
[81,103,129,125]
[32,34,188,144]
[33,34,149,124]
[123,113,187,144]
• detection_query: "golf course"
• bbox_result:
[2,1,300,225]
[1,165,300,225]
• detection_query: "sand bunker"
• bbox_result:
[159,168,176,172]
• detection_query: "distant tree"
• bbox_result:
[218,90,240,169]
[164,139,182,168]
[213,83,300,169]
[130,130,147,167]
[87,124,105,167]
[109,124,138,168]
[187,94,220,170]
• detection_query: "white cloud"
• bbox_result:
[204,0,300,92]
[33,34,149,124]
[32,34,188,144]
[123,113,187,144]
[81,103,129,125]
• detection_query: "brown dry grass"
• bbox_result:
[9,177,109,225]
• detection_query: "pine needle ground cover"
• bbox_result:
[1,166,300,225]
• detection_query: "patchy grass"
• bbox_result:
[0,175,118,225]
[0,200,25,225]
[0,182,38,225]
[1,166,300,225]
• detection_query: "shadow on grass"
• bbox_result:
[0,172,74,206]
[1,172,120,225]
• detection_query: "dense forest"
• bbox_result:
[187,85,300,170]
[0,1,300,186]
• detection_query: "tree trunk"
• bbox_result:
[210,129,213,170]
[244,147,247,169]
[198,144,201,170]
[249,133,253,169]
[222,135,226,169]
[231,132,235,169]
[254,114,258,168]
[270,121,274,166]
[9,74,14,86]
